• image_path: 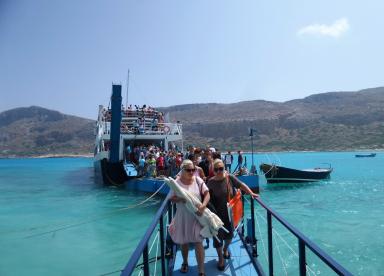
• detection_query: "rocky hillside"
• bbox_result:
[1,87,384,157]
[159,87,384,151]
[0,106,94,157]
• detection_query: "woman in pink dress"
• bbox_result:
[169,160,210,276]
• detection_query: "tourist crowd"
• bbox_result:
[127,144,248,179]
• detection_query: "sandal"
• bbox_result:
[217,264,225,271]
[223,250,231,259]
[180,263,188,273]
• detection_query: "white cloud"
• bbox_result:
[297,18,350,38]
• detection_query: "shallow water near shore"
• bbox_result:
[0,152,383,275]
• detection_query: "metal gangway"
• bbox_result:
[121,192,352,276]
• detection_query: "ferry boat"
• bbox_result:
[94,84,184,194]
[94,84,259,194]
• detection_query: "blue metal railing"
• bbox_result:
[121,192,352,276]
[245,196,353,276]
[121,193,175,276]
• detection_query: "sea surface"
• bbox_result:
[0,152,383,275]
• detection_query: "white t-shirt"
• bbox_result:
[224,154,232,165]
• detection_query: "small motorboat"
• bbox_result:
[355,153,376,158]
[260,163,333,183]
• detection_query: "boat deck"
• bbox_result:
[172,235,258,276]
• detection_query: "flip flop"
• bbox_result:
[180,263,188,273]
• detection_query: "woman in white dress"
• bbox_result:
[169,160,210,276]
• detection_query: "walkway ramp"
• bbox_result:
[173,236,258,276]
[121,195,352,276]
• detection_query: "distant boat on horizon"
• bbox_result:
[260,163,333,183]
[355,153,376,158]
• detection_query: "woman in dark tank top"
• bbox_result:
[207,159,258,271]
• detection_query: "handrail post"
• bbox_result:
[241,193,245,235]
[267,211,274,276]
[167,201,172,225]
[166,201,174,273]
[159,214,166,276]
[250,196,258,257]
[299,239,306,276]
[143,245,149,276]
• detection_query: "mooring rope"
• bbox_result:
[24,182,166,239]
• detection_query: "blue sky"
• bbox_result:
[1,0,384,119]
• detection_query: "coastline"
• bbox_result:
[237,149,384,155]
[0,153,93,159]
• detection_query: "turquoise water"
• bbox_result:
[0,158,161,276]
[249,151,384,275]
[0,153,383,275]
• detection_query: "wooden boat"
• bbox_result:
[355,153,376,158]
[260,163,332,183]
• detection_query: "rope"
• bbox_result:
[273,230,288,276]
[99,269,122,276]
[257,164,275,177]
[254,209,318,275]
[154,228,160,276]
[148,231,159,255]
[272,153,282,166]
[254,153,283,177]
[244,196,319,275]
[254,205,269,264]
[24,182,166,239]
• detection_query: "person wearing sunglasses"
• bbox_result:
[169,160,210,276]
[207,159,258,271]
[188,154,207,182]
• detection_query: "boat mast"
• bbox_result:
[125,69,130,108]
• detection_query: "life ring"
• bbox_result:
[163,126,170,134]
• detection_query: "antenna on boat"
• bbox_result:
[125,69,130,108]
[249,128,257,175]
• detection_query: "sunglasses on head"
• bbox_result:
[184,168,196,173]
[214,167,224,172]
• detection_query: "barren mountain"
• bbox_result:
[0,106,94,157]
[1,87,384,157]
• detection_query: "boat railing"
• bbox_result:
[101,121,182,136]
[121,109,162,119]
[121,193,176,276]
[247,196,352,276]
[102,109,164,122]
[121,193,352,276]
